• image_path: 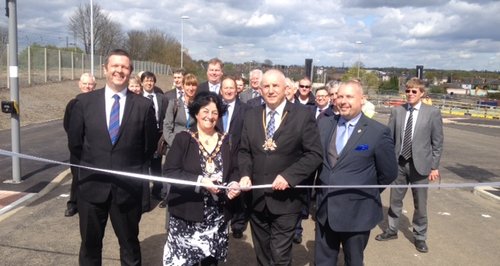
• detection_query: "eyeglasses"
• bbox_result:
[405,89,419,94]
[329,93,337,96]
[316,95,328,99]
[299,85,311,89]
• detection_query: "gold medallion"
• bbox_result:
[262,138,277,151]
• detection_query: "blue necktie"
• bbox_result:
[266,110,276,139]
[223,111,229,132]
[108,94,120,145]
[336,121,350,154]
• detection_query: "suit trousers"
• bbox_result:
[77,193,142,266]
[388,157,429,240]
[315,220,369,266]
[67,166,78,208]
[250,208,300,266]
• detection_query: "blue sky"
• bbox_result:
[2,0,499,71]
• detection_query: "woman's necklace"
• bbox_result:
[191,131,225,174]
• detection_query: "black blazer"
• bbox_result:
[165,130,239,222]
[247,96,264,107]
[217,99,250,153]
[68,88,157,206]
[238,101,323,214]
[197,81,210,94]
[316,114,398,232]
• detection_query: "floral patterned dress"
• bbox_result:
[163,134,228,266]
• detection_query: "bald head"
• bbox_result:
[261,69,287,110]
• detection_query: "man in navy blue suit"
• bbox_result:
[315,80,398,266]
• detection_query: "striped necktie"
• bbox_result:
[108,94,120,145]
[401,107,414,160]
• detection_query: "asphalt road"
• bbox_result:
[0,113,499,265]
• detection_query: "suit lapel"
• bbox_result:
[323,115,338,170]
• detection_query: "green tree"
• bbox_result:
[379,76,399,93]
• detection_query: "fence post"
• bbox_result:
[27,46,31,86]
[81,52,84,75]
[44,47,48,83]
[58,49,62,81]
[71,51,74,80]
[99,55,103,78]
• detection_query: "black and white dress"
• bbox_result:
[163,135,228,266]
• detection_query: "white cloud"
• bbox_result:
[3,0,499,71]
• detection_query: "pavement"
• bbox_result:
[1,114,500,265]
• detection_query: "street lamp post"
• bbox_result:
[180,15,190,69]
[355,41,363,79]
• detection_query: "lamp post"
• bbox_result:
[355,40,363,79]
[180,15,190,69]
[90,0,94,75]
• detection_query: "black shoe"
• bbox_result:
[293,235,302,244]
[64,207,78,217]
[415,240,428,253]
[158,200,167,208]
[232,230,243,239]
[375,231,398,241]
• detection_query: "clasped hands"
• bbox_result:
[239,174,290,191]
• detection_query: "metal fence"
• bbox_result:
[369,94,500,119]
[0,46,172,88]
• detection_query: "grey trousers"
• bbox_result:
[387,158,429,241]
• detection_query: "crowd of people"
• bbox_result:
[64,49,443,266]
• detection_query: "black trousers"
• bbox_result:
[77,192,142,266]
[250,208,300,266]
[315,220,370,266]
[67,166,78,208]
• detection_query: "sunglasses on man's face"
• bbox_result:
[299,85,311,89]
[405,89,419,94]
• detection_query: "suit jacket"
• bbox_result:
[165,130,239,222]
[239,88,259,103]
[162,97,195,147]
[155,93,169,133]
[316,114,398,232]
[238,101,323,215]
[164,88,181,101]
[388,103,443,176]
[247,96,264,107]
[197,81,209,94]
[216,99,250,154]
[313,106,336,120]
[67,88,157,206]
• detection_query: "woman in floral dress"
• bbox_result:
[163,91,241,266]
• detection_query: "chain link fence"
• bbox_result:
[0,46,172,88]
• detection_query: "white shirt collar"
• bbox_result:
[266,99,287,116]
[105,86,128,99]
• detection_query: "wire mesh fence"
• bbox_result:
[0,46,172,88]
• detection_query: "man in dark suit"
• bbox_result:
[239,69,323,265]
[293,86,334,244]
[63,72,96,217]
[141,71,169,200]
[197,58,224,94]
[315,80,398,266]
[375,77,443,253]
[217,77,251,239]
[239,69,262,103]
[68,49,157,266]
[164,68,185,101]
